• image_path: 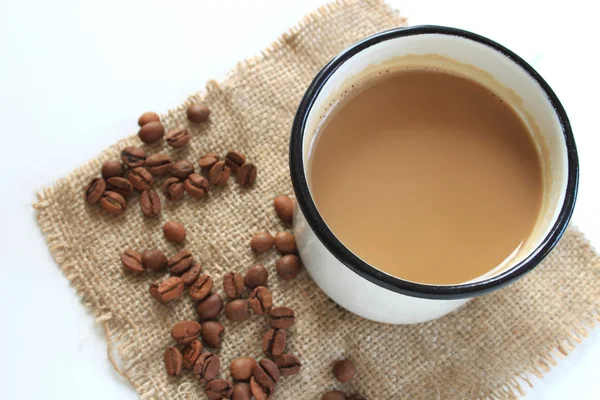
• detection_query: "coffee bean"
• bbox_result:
[253,359,279,391]
[196,293,223,320]
[138,111,160,127]
[142,249,168,271]
[121,146,146,168]
[146,153,172,176]
[84,178,106,205]
[198,152,219,170]
[269,306,295,329]
[232,383,251,400]
[322,391,346,400]
[164,346,183,376]
[201,320,225,348]
[225,299,250,322]
[106,177,133,198]
[163,221,186,243]
[230,357,256,381]
[189,274,213,301]
[181,263,202,285]
[194,352,220,383]
[275,232,296,254]
[244,264,268,289]
[127,167,154,191]
[149,276,184,303]
[262,328,286,359]
[332,359,355,382]
[249,286,272,316]
[171,320,202,344]
[237,163,257,187]
[168,249,192,274]
[140,190,161,217]
[121,249,143,273]
[225,151,246,173]
[162,177,185,201]
[208,161,230,186]
[274,195,293,223]
[170,160,195,180]
[347,394,367,400]
[250,232,274,254]
[138,121,165,144]
[206,379,233,400]
[250,376,274,400]
[274,354,301,377]
[165,126,191,148]
[100,191,127,215]
[182,339,203,369]
[187,103,211,123]
[101,160,124,179]
[184,173,209,198]
[223,272,245,299]
[276,254,302,280]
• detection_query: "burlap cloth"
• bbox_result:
[34,0,600,399]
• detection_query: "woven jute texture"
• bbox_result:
[34,1,599,399]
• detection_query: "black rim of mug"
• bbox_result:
[289,25,579,300]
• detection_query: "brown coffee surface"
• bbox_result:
[309,70,543,284]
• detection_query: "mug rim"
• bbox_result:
[289,25,579,300]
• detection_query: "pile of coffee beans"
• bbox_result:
[320,358,366,399]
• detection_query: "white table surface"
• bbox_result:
[0,0,598,398]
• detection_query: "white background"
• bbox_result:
[0,0,598,398]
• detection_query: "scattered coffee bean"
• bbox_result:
[223,271,245,299]
[106,177,133,198]
[253,359,279,391]
[138,121,165,144]
[181,263,202,286]
[250,376,274,400]
[232,383,252,400]
[201,320,225,348]
[187,103,211,123]
[347,394,367,400]
[230,357,256,381]
[206,379,233,400]
[138,111,160,127]
[225,151,246,173]
[171,320,202,344]
[168,249,193,274]
[164,346,183,376]
[274,354,301,377]
[140,189,161,217]
[170,160,195,180]
[275,232,296,254]
[322,391,346,400]
[249,286,272,316]
[194,352,220,383]
[250,232,274,254]
[142,249,168,271]
[225,299,250,322]
[184,173,209,198]
[162,177,185,201]
[262,328,286,359]
[127,167,154,191]
[150,276,184,303]
[101,160,124,179]
[146,153,172,176]
[100,191,127,215]
[269,306,295,329]
[237,163,257,187]
[84,178,106,205]
[274,195,293,223]
[333,358,355,382]
[165,126,191,148]
[163,221,186,243]
[121,249,144,273]
[196,293,224,320]
[208,161,230,186]
[244,264,268,289]
[189,274,213,301]
[121,146,146,168]
[182,339,203,369]
[198,152,219,170]
[276,254,302,280]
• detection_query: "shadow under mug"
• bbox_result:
[290,26,579,324]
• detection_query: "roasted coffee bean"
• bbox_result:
[140,189,161,217]
[269,306,295,329]
[249,286,272,316]
[232,383,251,400]
[223,272,245,299]
[208,161,230,186]
[146,153,172,176]
[170,160,195,180]
[237,163,257,187]
[171,320,202,344]
[244,264,268,289]
[184,173,209,198]
[138,121,165,144]
[182,339,203,369]
[138,111,160,127]
[181,263,202,285]
[99,191,126,215]
[206,379,233,400]
[274,195,293,223]
[274,354,301,377]
[127,167,154,191]
[201,320,225,348]
[142,249,168,271]
[164,346,183,376]
[198,152,219,170]
[230,357,256,381]
[106,177,133,198]
[250,376,274,400]
[225,151,246,173]
[101,160,124,179]
[162,177,185,201]
[333,359,355,382]
[166,126,191,148]
[163,220,186,243]
[196,293,223,321]
[149,276,184,303]
[250,232,274,254]
[84,178,106,205]
[262,328,286,359]
[194,352,220,383]
[253,359,279,391]
[187,103,210,123]
[189,274,213,301]
[225,299,250,322]
[322,391,346,400]
[121,249,144,273]
[168,249,193,274]
[276,254,302,280]
[275,232,296,254]
[121,146,146,168]
[347,394,367,400]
